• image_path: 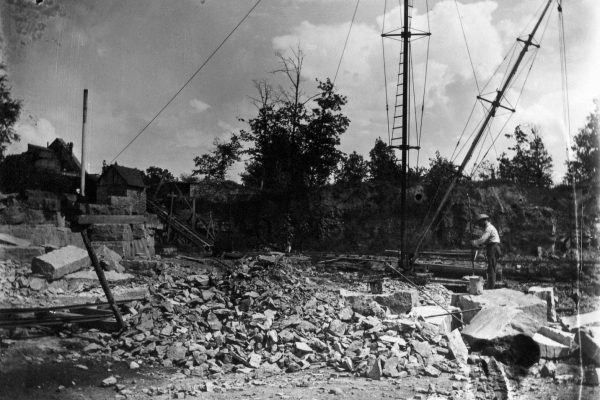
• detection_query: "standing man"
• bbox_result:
[471,213,501,289]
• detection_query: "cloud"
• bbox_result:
[190,98,211,113]
[8,118,57,154]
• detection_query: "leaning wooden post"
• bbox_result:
[80,229,125,330]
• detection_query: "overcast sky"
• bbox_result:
[1,0,598,182]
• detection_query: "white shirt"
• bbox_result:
[473,221,500,246]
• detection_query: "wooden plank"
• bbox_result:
[77,215,147,225]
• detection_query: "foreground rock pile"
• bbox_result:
[87,256,468,380]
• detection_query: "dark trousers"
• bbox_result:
[486,243,502,289]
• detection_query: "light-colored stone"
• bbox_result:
[31,245,90,280]
[561,310,600,331]
[0,233,31,247]
[340,289,418,315]
[533,333,572,359]
[412,305,460,333]
[94,244,125,272]
[456,288,547,324]
[328,319,347,337]
[461,306,540,344]
[576,327,600,366]
[446,329,469,364]
[537,326,575,348]
[528,286,557,322]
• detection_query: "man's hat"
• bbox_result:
[476,213,490,222]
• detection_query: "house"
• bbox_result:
[97,164,147,214]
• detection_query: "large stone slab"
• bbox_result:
[528,286,557,322]
[446,329,469,364]
[533,333,572,359]
[0,233,31,247]
[340,289,418,315]
[461,306,540,344]
[537,326,575,348]
[31,245,91,280]
[561,310,600,331]
[94,244,125,272]
[0,245,45,263]
[456,288,547,324]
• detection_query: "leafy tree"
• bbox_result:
[0,69,21,160]
[474,160,497,181]
[144,166,174,187]
[423,151,458,197]
[336,151,368,184]
[240,50,349,191]
[179,173,200,183]
[193,134,242,181]
[367,137,400,182]
[564,102,599,185]
[497,125,553,187]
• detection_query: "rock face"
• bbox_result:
[461,306,541,344]
[455,288,547,324]
[31,245,90,280]
[340,289,418,315]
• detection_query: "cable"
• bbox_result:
[333,0,361,84]
[453,0,480,93]
[110,0,263,163]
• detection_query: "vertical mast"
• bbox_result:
[382,1,429,269]
[413,0,554,257]
[80,89,88,197]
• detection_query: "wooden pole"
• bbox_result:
[167,192,176,241]
[80,89,88,196]
[80,229,125,330]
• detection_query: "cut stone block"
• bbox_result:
[561,310,600,331]
[446,329,469,364]
[456,288,547,324]
[340,289,418,315]
[0,233,31,247]
[537,326,575,348]
[528,286,557,322]
[0,245,45,263]
[576,327,600,366]
[461,306,540,344]
[31,245,91,280]
[412,305,460,333]
[89,224,133,242]
[533,333,572,359]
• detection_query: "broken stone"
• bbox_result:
[423,365,441,377]
[248,353,262,368]
[31,245,90,280]
[94,245,125,273]
[533,332,572,359]
[382,356,401,377]
[366,358,383,380]
[207,312,222,331]
[328,319,347,337]
[295,342,313,353]
[340,289,418,315]
[0,233,31,247]
[528,286,557,322]
[412,305,460,334]
[102,376,117,387]
[584,368,600,386]
[411,340,433,362]
[129,361,140,369]
[166,343,187,361]
[540,361,556,378]
[338,307,353,321]
[446,329,469,365]
[379,335,406,347]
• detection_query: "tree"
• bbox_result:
[564,102,599,185]
[497,125,553,187]
[193,134,242,181]
[144,166,174,187]
[423,151,458,198]
[367,137,400,182]
[0,69,21,161]
[240,49,349,191]
[336,151,368,184]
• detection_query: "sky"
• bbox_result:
[1,0,598,183]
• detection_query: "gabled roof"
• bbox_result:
[100,164,146,188]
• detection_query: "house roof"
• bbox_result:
[101,165,146,188]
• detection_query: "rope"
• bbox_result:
[110,0,263,163]
[453,0,480,93]
[333,0,361,84]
